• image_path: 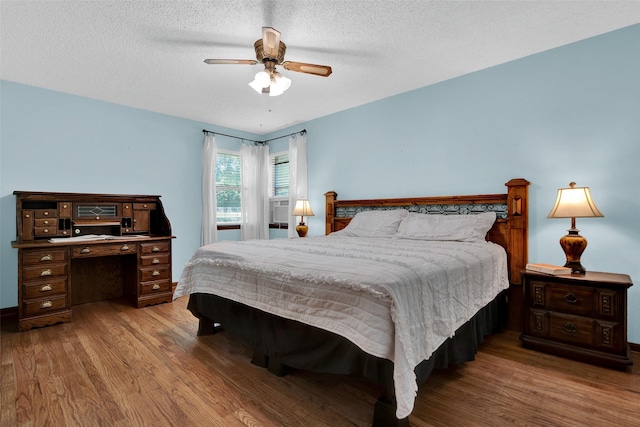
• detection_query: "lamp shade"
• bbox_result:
[547,182,603,218]
[269,72,291,97]
[248,70,270,93]
[292,199,314,217]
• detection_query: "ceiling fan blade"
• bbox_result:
[262,27,281,58]
[204,59,258,65]
[281,61,333,77]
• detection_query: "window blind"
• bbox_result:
[272,153,289,197]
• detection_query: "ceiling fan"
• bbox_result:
[204,27,333,96]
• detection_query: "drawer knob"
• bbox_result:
[152,284,160,290]
[564,293,578,304]
[152,246,160,252]
[43,212,49,216]
[152,270,160,276]
[121,244,130,251]
[40,284,53,292]
[43,220,49,225]
[40,300,53,309]
[152,258,160,264]
[43,229,49,233]
[40,269,52,277]
[40,254,53,262]
[564,322,577,334]
[25,214,30,218]
[80,247,91,254]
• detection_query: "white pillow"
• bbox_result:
[336,209,408,237]
[395,211,496,242]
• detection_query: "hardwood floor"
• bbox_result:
[2,297,638,427]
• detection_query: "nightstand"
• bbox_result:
[520,270,633,369]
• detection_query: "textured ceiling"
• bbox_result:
[1,1,639,135]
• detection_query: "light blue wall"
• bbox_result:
[0,81,259,310]
[265,24,640,342]
[1,24,638,342]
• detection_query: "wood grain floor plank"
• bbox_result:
[2,297,638,427]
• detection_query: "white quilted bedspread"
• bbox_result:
[174,235,509,418]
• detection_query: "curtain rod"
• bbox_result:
[202,128,306,145]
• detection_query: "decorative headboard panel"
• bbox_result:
[325,178,530,287]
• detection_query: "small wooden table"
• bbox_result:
[520,270,633,369]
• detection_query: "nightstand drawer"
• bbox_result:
[546,284,594,316]
[548,313,594,347]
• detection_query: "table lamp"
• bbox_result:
[547,182,603,274]
[292,199,314,237]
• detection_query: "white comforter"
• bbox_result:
[174,235,509,418]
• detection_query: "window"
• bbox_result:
[271,152,289,197]
[216,151,241,224]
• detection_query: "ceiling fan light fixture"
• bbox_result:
[249,70,271,93]
[269,72,291,97]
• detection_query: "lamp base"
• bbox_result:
[296,222,308,238]
[559,229,588,274]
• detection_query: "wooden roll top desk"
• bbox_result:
[11,191,175,331]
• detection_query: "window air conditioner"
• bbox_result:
[271,199,289,223]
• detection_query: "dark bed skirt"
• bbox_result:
[187,291,505,424]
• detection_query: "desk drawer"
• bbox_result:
[34,209,57,218]
[23,248,67,265]
[34,219,56,227]
[23,278,67,299]
[140,254,170,266]
[72,242,137,258]
[133,203,155,210]
[140,241,170,255]
[23,294,68,316]
[140,265,170,282]
[140,279,172,295]
[23,263,67,281]
[34,227,57,237]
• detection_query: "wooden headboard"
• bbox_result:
[324,178,530,287]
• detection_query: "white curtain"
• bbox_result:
[201,134,217,246]
[288,133,309,238]
[240,143,270,240]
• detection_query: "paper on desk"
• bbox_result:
[48,234,146,243]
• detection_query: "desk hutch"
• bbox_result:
[11,191,174,331]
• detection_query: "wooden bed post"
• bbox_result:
[324,191,337,235]
[505,178,530,331]
[505,178,530,285]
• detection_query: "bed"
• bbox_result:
[174,178,530,426]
